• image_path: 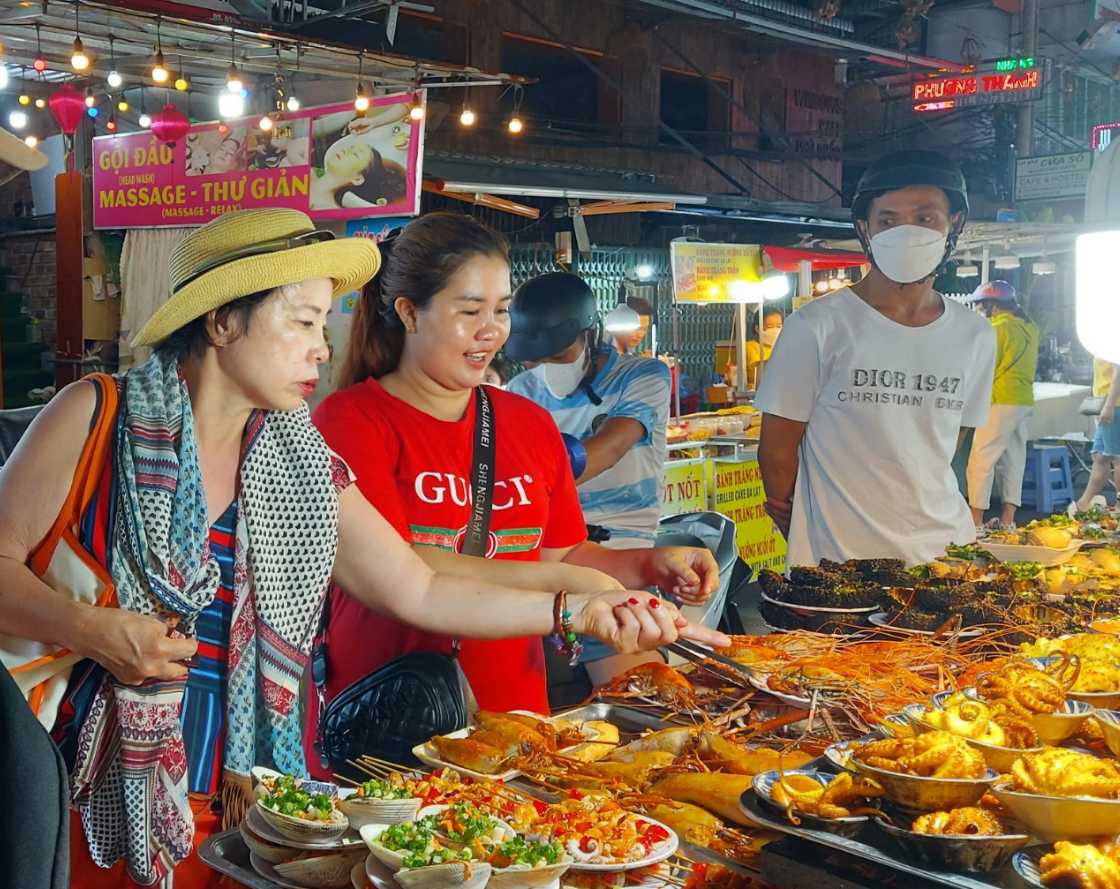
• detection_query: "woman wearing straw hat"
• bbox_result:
[0,207,723,888]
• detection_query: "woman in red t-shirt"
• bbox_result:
[306,214,720,776]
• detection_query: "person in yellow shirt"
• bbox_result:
[964,281,1039,528]
[741,310,784,390]
[1070,358,1120,513]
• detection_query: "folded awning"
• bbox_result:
[424,153,708,205]
[764,245,866,271]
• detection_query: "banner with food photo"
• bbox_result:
[92,92,424,229]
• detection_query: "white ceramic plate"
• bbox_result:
[758,590,879,615]
[246,803,363,852]
[413,727,523,783]
[868,612,985,638]
[560,816,679,873]
[978,540,1085,567]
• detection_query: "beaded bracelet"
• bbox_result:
[550,590,583,664]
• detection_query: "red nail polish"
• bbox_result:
[648,599,661,609]
[628,597,640,605]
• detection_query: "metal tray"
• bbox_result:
[741,792,1038,889]
[199,828,284,889]
[550,701,689,735]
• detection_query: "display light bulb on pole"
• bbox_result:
[410,90,425,121]
[459,91,474,126]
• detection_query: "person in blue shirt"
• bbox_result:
[506,273,675,685]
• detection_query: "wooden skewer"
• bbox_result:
[347,758,391,780]
[333,772,360,787]
[358,754,414,772]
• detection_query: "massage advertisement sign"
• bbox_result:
[92,92,424,229]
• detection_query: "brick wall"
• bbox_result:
[0,171,57,348]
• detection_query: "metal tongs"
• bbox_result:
[667,638,762,690]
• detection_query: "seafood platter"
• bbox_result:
[204,589,1120,889]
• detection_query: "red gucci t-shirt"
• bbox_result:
[304,379,587,778]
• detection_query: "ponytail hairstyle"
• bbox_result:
[339,211,510,389]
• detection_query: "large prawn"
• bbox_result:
[598,662,707,720]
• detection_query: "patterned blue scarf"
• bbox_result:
[70,353,339,885]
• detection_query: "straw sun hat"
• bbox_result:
[133,207,381,347]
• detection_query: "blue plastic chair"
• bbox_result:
[1020,444,1075,512]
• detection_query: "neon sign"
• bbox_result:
[995,57,1035,71]
[1093,122,1120,151]
[912,67,1043,112]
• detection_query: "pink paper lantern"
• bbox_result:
[151,103,190,147]
[49,84,86,136]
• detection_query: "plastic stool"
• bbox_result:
[1020,444,1075,512]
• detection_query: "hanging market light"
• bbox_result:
[8,110,27,130]
[409,90,425,121]
[956,250,979,278]
[227,32,242,93]
[33,24,46,72]
[84,87,96,108]
[151,102,189,146]
[118,96,129,112]
[815,280,829,294]
[175,58,189,91]
[354,53,369,112]
[24,135,38,148]
[259,114,273,132]
[35,98,45,109]
[137,87,150,127]
[459,94,474,127]
[994,242,1020,270]
[71,3,89,71]
[107,35,122,88]
[151,17,169,84]
[106,113,117,132]
[218,88,244,119]
[507,85,524,134]
[286,94,300,111]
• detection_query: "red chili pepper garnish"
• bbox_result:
[574,821,592,833]
[693,863,709,880]
[569,789,584,800]
[532,800,548,814]
[462,777,474,785]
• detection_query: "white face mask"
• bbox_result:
[761,328,781,349]
[543,345,590,399]
[869,224,948,285]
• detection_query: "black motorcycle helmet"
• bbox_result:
[852,150,969,276]
[505,272,600,363]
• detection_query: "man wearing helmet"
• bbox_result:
[756,150,997,567]
[964,280,1039,530]
[506,272,674,684]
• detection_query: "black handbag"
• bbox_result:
[312,387,494,780]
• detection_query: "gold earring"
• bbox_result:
[406,325,416,334]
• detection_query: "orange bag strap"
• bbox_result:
[30,374,119,574]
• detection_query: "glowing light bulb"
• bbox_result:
[259,115,272,132]
[138,111,151,127]
[84,88,96,108]
[87,105,98,118]
[106,114,117,132]
[175,75,188,91]
[34,98,44,109]
[107,70,122,88]
[460,108,475,126]
[151,50,168,84]
[286,95,300,111]
[118,99,129,112]
[218,89,244,119]
[33,56,46,73]
[71,37,89,71]
[507,116,523,134]
[226,64,242,94]
[18,94,30,106]
[9,111,28,130]
[409,95,424,121]
[24,135,37,148]
[354,84,369,112]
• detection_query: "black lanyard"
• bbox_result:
[461,385,495,557]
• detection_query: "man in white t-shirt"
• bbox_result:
[756,150,997,568]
